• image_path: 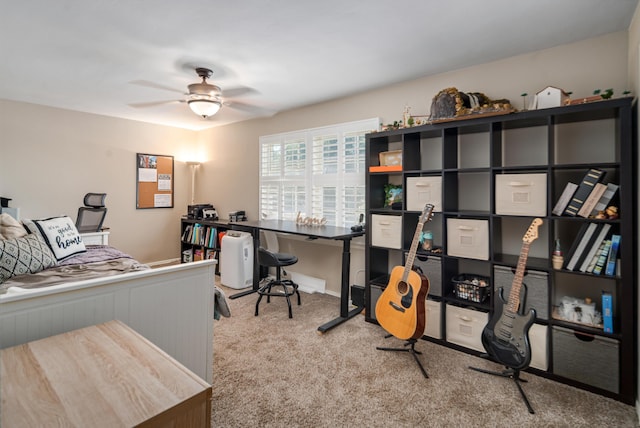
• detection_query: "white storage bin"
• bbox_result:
[406,176,442,212]
[529,323,548,371]
[495,173,547,216]
[446,218,489,260]
[445,304,488,352]
[425,299,442,339]
[371,214,402,249]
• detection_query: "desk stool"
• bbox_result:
[255,247,301,318]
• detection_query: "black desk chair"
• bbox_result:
[255,246,301,318]
[76,193,107,233]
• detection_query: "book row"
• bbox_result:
[181,224,219,248]
[552,168,619,218]
[564,222,620,276]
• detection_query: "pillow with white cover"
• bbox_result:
[0,233,57,283]
[33,216,86,261]
[0,213,27,240]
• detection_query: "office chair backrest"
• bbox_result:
[76,193,107,233]
[262,230,280,253]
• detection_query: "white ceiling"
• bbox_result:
[1,1,637,130]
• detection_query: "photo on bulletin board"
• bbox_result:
[136,153,174,209]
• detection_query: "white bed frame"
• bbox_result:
[0,260,215,384]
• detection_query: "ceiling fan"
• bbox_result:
[129,67,259,119]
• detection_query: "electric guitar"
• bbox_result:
[375,203,434,340]
[481,218,542,370]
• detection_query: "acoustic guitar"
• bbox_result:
[481,218,542,370]
[375,203,434,340]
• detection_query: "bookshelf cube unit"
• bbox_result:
[445,304,487,353]
[493,265,549,319]
[406,176,443,212]
[446,218,489,260]
[495,173,547,216]
[552,326,619,394]
[425,299,442,339]
[410,254,442,296]
[364,98,636,404]
[529,323,549,371]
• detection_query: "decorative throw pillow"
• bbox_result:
[33,216,86,261]
[0,213,28,240]
[21,218,44,238]
[0,233,57,283]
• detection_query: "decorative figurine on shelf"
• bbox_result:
[403,105,411,127]
[552,239,564,269]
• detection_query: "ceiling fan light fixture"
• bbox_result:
[188,99,221,118]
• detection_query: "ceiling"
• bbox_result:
[1,1,637,131]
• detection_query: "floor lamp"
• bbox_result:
[187,161,201,205]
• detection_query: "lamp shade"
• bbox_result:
[188,99,221,118]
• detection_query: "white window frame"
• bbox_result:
[260,118,379,227]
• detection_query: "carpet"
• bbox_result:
[211,285,637,427]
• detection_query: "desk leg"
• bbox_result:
[317,238,364,333]
[228,227,260,300]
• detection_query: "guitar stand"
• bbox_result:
[377,334,429,378]
[469,365,534,414]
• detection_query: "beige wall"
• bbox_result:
[0,101,197,262]
[0,30,631,292]
[196,30,630,293]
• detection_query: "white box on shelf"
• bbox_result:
[371,214,402,249]
[424,299,441,339]
[495,173,547,216]
[529,323,548,371]
[446,218,489,260]
[445,304,488,352]
[406,176,443,212]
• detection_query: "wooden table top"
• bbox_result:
[1,320,211,427]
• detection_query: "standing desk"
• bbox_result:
[228,219,364,333]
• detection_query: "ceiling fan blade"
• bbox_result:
[222,86,258,98]
[223,101,276,116]
[129,80,185,94]
[128,100,183,109]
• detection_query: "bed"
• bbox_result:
[0,215,215,384]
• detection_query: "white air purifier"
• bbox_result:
[220,231,253,289]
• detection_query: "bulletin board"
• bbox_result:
[136,153,174,209]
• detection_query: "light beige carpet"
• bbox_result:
[211,284,637,427]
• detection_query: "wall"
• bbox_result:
[196,30,630,294]
[0,100,197,263]
[0,30,631,291]
[626,3,640,417]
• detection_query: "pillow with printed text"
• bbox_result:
[34,216,86,261]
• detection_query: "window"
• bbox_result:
[260,118,378,227]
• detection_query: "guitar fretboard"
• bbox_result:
[507,241,530,314]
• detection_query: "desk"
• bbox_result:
[1,320,212,427]
[229,219,364,333]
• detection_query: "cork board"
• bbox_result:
[136,153,174,209]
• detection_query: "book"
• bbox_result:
[563,168,605,216]
[602,292,613,333]
[577,182,607,218]
[590,183,619,217]
[552,182,578,216]
[605,234,621,276]
[585,240,606,273]
[579,223,611,272]
[565,222,598,271]
[592,239,612,275]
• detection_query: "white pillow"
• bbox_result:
[34,216,86,261]
[0,213,27,240]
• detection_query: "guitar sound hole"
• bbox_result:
[397,281,408,294]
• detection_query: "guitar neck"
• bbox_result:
[507,241,530,313]
[403,220,424,281]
